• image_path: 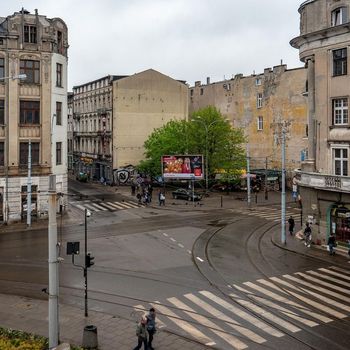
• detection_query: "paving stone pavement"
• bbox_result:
[0,293,210,349]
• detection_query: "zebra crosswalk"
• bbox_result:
[232,206,300,222]
[134,265,350,349]
[69,199,144,212]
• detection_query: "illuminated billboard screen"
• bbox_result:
[162,155,204,179]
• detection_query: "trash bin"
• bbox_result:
[82,325,98,349]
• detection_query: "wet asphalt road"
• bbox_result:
[0,180,349,350]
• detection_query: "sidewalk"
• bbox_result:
[0,293,209,350]
[271,227,350,263]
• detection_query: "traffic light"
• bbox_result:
[86,253,95,268]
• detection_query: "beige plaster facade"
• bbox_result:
[291,0,350,245]
[189,65,308,172]
[0,9,68,223]
[112,69,188,169]
[72,69,188,183]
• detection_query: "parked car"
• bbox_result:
[76,172,88,182]
[172,188,202,201]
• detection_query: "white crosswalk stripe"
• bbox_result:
[232,207,300,222]
[69,199,143,212]
[133,265,350,349]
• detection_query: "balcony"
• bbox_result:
[19,125,41,138]
[295,170,350,193]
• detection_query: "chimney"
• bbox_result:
[195,81,201,87]
[206,77,210,85]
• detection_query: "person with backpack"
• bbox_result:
[304,222,312,247]
[146,308,157,350]
[288,216,295,236]
[133,316,148,350]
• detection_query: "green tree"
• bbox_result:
[138,106,246,182]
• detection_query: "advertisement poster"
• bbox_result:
[162,155,204,179]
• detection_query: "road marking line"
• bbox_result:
[196,257,204,262]
[106,202,124,209]
[84,203,99,211]
[163,233,168,237]
[152,302,215,346]
[116,202,133,209]
[170,238,177,242]
[178,243,184,248]
[306,270,350,288]
[247,280,332,323]
[330,266,350,275]
[318,268,350,281]
[199,291,283,337]
[187,250,192,254]
[74,204,86,211]
[125,201,140,208]
[98,202,116,210]
[167,297,248,349]
[231,287,301,333]
[90,202,107,210]
[282,274,350,303]
[295,272,350,296]
[249,295,318,327]
[184,293,266,344]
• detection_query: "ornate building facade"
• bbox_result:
[291,0,350,246]
[0,9,68,223]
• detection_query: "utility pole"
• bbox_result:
[281,128,286,245]
[48,175,59,348]
[84,208,88,317]
[264,157,268,200]
[246,144,251,207]
[27,141,32,227]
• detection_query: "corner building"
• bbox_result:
[0,9,68,223]
[291,0,350,246]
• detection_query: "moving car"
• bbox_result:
[172,188,202,201]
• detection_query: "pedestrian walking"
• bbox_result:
[133,317,148,350]
[146,308,157,350]
[327,233,337,256]
[288,216,295,236]
[304,222,312,247]
[158,191,165,206]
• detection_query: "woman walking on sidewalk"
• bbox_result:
[133,317,148,350]
[288,216,295,236]
[304,222,312,248]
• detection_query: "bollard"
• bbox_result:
[82,325,98,349]
[220,196,223,208]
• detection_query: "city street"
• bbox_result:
[0,180,349,349]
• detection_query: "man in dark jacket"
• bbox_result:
[327,233,336,256]
[146,308,156,350]
[304,222,312,247]
[133,317,148,350]
[288,216,295,236]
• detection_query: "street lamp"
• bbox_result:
[1,73,27,223]
[192,118,227,192]
[84,208,92,317]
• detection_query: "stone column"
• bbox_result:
[303,57,316,172]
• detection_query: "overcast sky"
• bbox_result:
[1,1,304,90]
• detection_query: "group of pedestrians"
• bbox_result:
[136,184,153,205]
[133,308,157,350]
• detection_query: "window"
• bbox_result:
[0,57,4,79]
[200,88,204,95]
[333,98,348,125]
[0,142,4,166]
[56,142,62,165]
[0,100,4,124]
[56,63,62,87]
[20,101,40,124]
[255,77,262,86]
[257,93,263,108]
[20,142,39,165]
[24,25,37,43]
[57,31,63,54]
[257,116,264,130]
[190,89,193,96]
[331,7,348,26]
[333,48,347,76]
[333,148,348,176]
[20,60,40,84]
[56,102,62,125]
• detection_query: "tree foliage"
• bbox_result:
[138,106,246,181]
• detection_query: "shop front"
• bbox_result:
[329,204,350,246]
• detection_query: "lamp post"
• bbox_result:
[84,208,91,317]
[192,118,225,192]
[1,72,27,223]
